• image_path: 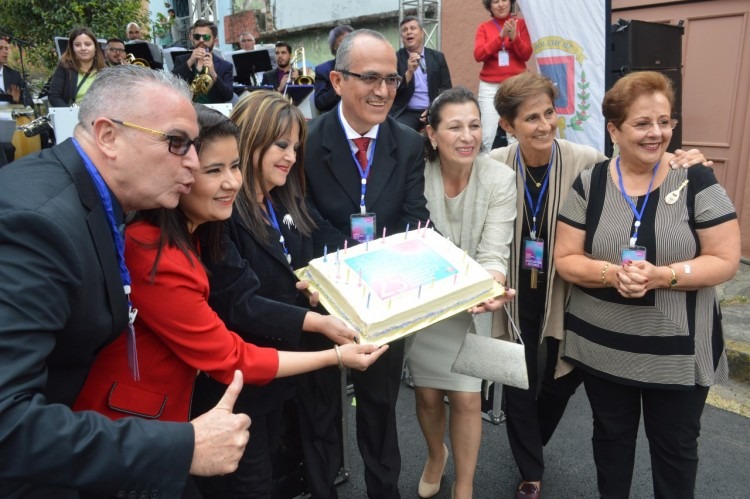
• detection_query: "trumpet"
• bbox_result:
[290,47,315,85]
[190,48,215,98]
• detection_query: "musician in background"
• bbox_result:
[314,24,353,113]
[261,41,298,93]
[1,37,29,106]
[172,19,233,104]
[104,38,127,67]
[390,16,452,131]
[238,32,255,51]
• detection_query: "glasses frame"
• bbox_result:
[192,33,212,42]
[107,119,201,156]
[107,47,126,53]
[338,69,403,89]
[626,118,679,133]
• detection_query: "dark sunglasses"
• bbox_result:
[192,33,212,42]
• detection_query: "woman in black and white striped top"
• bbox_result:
[555,71,740,499]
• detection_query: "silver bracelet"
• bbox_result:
[334,345,344,371]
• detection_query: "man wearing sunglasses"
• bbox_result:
[172,19,234,104]
[302,29,430,499]
[0,65,251,498]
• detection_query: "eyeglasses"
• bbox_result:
[107,119,201,156]
[627,118,678,132]
[107,48,125,53]
[338,70,403,89]
[192,33,212,42]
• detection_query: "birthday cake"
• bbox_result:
[297,228,503,345]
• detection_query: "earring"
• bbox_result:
[431,142,437,150]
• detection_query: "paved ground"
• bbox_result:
[335,262,750,497]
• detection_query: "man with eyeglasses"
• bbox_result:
[0,65,251,499]
[302,29,430,499]
[105,38,127,66]
[390,16,452,131]
[172,19,234,104]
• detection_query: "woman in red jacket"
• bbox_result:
[474,0,532,151]
[74,105,386,424]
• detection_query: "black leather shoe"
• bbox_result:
[515,481,541,499]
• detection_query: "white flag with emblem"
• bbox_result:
[518,0,607,150]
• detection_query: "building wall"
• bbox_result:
[271,1,398,30]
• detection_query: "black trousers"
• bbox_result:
[581,371,709,499]
[352,338,405,499]
[504,314,582,481]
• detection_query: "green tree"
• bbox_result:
[0,0,150,74]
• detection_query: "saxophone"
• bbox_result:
[190,48,215,98]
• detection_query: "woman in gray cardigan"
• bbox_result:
[406,87,517,499]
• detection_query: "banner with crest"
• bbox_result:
[518,0,608,150]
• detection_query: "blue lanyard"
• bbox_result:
[73,138,139,380]
[265,198,291,266]
[615,156,660,248]
[515,145,554,240]
[337,105,377,213]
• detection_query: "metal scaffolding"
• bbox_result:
[399,0,441,50]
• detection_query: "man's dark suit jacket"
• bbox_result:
[0,139,194,498]
[173,52,234,103]
[260,67,283,90]
[313,59,339,113]
[1,65,32,106]
[390,46,452,118]
[305,110,430,247]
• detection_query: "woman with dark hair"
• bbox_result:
[74,104,384,427]
[49,27,106,107]
[191,90,365,499]
[406,86,517,499]
[474,0,532,151]
[555,70,739,498]
[488,72,711,499]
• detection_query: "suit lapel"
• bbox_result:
[54,140,129,331]
[321,113,361,208]
[363,119,397,210]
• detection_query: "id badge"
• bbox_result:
[522,238,544,270]
[620,245,647,264]
[498,50,510,67]
[351,213,376,243]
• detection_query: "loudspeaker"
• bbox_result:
[610,20,683,71]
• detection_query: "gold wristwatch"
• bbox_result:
[668,266,677,289]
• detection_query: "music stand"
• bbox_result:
[283,85,314,106]
[163,47,191,72]
[232,49,272,85]
[124,41,163,70]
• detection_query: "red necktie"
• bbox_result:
[352,137,371,175]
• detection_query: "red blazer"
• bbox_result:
[74,221,279,422]
[474,15,532,84]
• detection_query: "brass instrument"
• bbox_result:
[124,53,150,67]
[290,47,315,85]
[190,49,215,98]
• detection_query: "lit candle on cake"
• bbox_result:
[382,227,386,242]
[344,240,348,255]
[405,223,410,239]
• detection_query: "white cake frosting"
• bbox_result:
[300,228,500,344]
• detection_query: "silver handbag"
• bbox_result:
[451,305,529,390]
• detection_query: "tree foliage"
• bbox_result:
[0,0,150,75]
